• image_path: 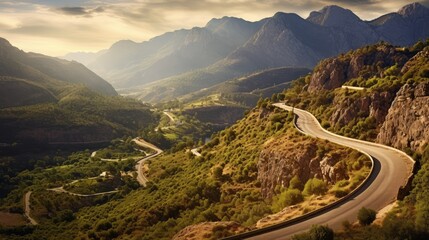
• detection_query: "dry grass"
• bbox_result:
[256,194,337,228]
[0,212,27,227]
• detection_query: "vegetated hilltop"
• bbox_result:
[0,38,116,109]
[279,40,429,239]
[70,3,429,103]
[0,38,156,147]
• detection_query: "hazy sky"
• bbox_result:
[0,0,427,56]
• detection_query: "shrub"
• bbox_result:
[273,189,304,212]
[292,225,334,240]
[303,178,327,196]
[289,176,303,190]
[357,207,377,226]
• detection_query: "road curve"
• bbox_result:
[191,147,202,157]
[133,138,163,186]
[24,191,37,225]
[47,186,119,197]
[238,103,414,240]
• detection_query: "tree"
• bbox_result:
[309,225,334,240]
[292,225,333,240]
[357,207,377,226]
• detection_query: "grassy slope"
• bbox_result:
[1,102,368,239]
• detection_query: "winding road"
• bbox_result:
[227,103,414,240]
[133,138,163,186]
[24,191,37,225]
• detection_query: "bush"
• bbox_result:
[292,225,334,240]
[309,225,334,240]
[289,176,303,190]
[303,178,327,196]
[272,188,304,212]
[357,207,377,226]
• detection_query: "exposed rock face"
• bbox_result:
[172,221,247,240]
[377,82,429,153]
[258,136,347,198]
[307,44,409,93]
[330,90,394,127]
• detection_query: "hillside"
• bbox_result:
[0,101,368,240]
[0,38,156,147]
[166,67,310,127]
[75,3,429,103]
[277,40,428,239]
[0,38,116,109]
[1,40,428,240]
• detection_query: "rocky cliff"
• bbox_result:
[307,44,410,93]
[329,90,394,127]
[257,134,358,198]
[377,82,429,153]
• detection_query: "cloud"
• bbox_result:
[55,6,105,17]
[57,7,87,15]
[0,0,424,56]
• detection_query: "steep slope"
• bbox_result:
[81,17,264,88]
[0,38,155,146]
[369,2,429,46]
[0,38,116,102]
[120,3,429,103]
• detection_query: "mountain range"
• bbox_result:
[63,3,429,103]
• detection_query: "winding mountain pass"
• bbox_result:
[228,103,414,240]
[133,138,163,186]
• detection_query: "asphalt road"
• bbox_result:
[133,138,163,186]
[245,103,413,240]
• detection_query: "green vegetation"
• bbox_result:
[357,207,377,226]
[292,225,334,240]
[0,86,156,146]
[282,41,429,141]
[0,101,368,239]
[95,138,152,159]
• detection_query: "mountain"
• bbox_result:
[73,17,265,88]
[0,38,156,146]
[0,38,116,108]
[89,3,427,103]
[180,67,311,106]
[368,2,429,46]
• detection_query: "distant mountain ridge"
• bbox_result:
[64,2,429,103]
[64,17,265,88]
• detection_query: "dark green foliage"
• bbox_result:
[293,225,334,240]
[303,178,327,196]
[357,207,377,226]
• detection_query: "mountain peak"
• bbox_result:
[307,5,361,26]
[206,16,243,27]
[397,2,429,17]
[0,37,12,48]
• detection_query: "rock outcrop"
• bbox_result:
[307,44,409,93]
[258,136,349,198]
[330,90,394,127]
[377,82,429,153]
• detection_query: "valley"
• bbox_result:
[0,2,429,240]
